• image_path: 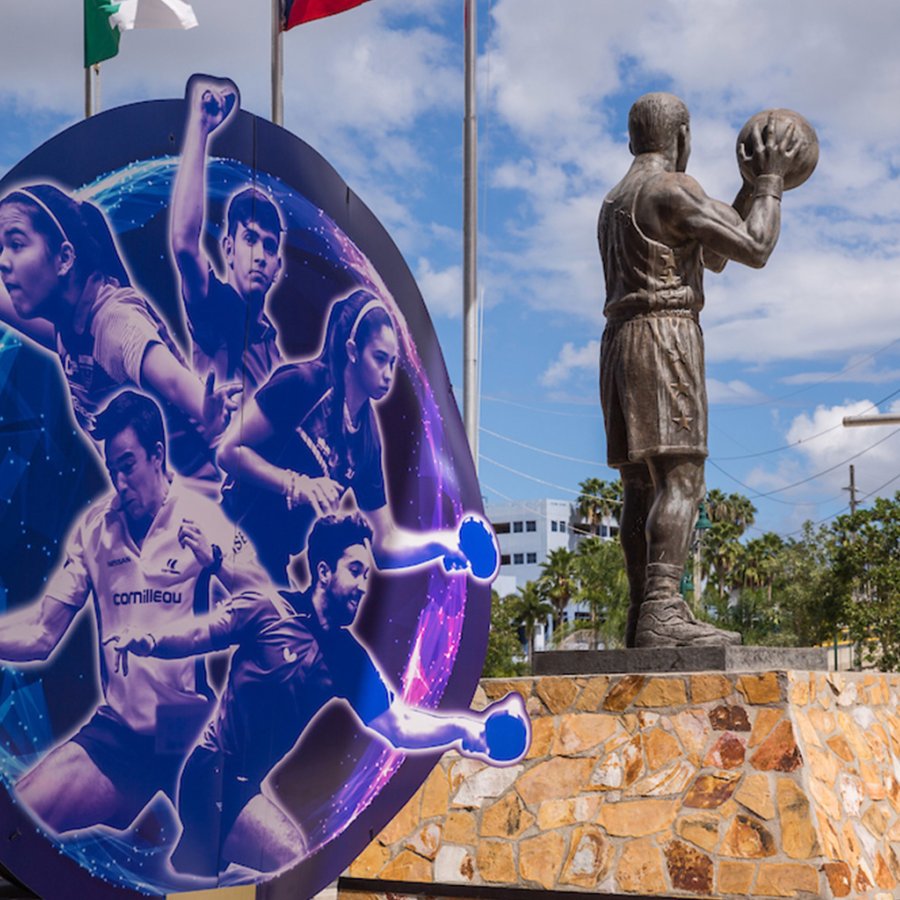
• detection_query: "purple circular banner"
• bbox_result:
[0,76,513,898]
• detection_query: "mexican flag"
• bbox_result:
[84,0,198,67]
[282,0,370,30]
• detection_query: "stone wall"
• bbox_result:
[340,670,900,899]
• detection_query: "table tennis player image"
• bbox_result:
[219,289,478,587]
[170,75,285,391]
[106,511,529,882]
[0,183,240,479]
[0,391,266,837]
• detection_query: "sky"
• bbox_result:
[2,0,900,540]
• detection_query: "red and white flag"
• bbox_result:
[282,0,370,30]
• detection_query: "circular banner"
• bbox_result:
[0,75,520,898]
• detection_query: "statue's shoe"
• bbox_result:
[634,596,742,648]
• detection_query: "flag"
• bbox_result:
[282,0,370,31]
[84,0,198,67]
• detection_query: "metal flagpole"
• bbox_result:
[463,0,479,471]
[84,64,100,117]
[272,0,284,125]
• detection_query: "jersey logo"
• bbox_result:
[163,558,180,575]
[283,647,299,664]
[107,556,131,567]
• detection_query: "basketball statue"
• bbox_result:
[597,93,817,648]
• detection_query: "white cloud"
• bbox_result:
[746,399,900,509]
[416,258,462,319]
[540,340,600,387]
[707,379,764,405]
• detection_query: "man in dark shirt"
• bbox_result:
[171,75,284,390]
[106,513,519,878]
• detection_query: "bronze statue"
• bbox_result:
[597,93,817,648]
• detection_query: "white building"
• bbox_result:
[485,498,580,588]
[485,498,619,647]
[485,498,618,591]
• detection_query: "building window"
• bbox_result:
[513,553,524,565]
[526,520,537,532]
[526,552,537,564]
[500,554,511,566]
[610,526,620,538]
[559,521,567,533]
[513,521,524,533]
[551,521,558,532]
[494,522,510,534]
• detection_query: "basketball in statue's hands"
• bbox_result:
[737,109,819,190]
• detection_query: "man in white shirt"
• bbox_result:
[0,390,265,833]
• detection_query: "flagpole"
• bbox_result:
[272,0,284,125]
[463,0,479,472]
[84,64,100,118]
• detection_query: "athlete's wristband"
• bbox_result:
[753,174,783,201]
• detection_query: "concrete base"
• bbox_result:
[533,646,830,676]
[344,670,900,899]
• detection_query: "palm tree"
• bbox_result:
[706,489,756,534]
[512,582,554,664]
[576,478,623,536]
[538,547,577,629]
[573,536,630,648]
[576,477,606,536]
[702,520,744,601]
[701,490,758,601]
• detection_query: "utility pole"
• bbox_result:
[845,464,857,513]
[841,464,858,671]
[462,0,479,471]
[843,414,900,427]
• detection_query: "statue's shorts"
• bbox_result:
[600,311,708,468]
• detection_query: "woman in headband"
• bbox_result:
[0,184,239,477]
[220,288,465,585]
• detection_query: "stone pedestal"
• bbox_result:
[339,670,900,899]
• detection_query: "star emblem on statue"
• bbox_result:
[669,380,691,396]
[673,412,693,431]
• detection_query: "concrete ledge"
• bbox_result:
[533,646,830,676]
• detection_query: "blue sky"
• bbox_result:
[2,0,900,539]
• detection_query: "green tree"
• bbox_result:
[572,536,630,648]
[483,591,527,677]
[512,581,554,664]
[715,523,839,649]
[774,524,838,647]
[575,478,622,536]
[701,490,757,602]
[538,547,577,629]
[830,495,900,671]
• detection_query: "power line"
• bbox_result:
[716,336,900,411]
[480,454,623,506]
[705,459,828,507]
[747,426,900,499]
[481,426,606,467]
[714,385,900,460]
[482,393,602,420]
